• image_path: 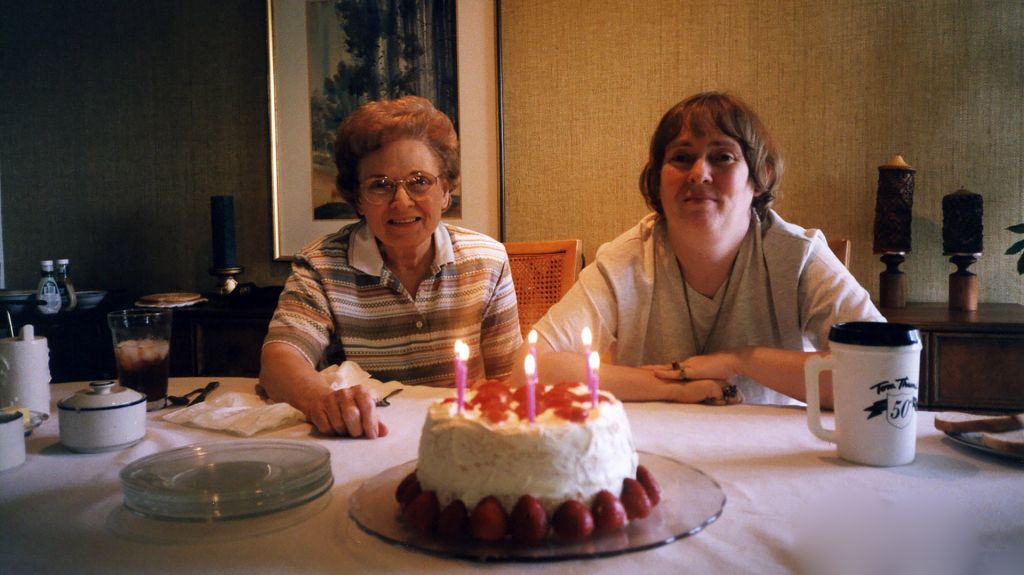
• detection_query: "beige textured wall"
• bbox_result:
[500,0,1024,304]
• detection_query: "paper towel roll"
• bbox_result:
[0,325,52,414]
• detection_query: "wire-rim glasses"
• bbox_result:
[359,172,440,205]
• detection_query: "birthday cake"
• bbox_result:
[396,380,661,542]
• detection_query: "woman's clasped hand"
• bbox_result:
[639,358,743,406]
[307,385,389,438]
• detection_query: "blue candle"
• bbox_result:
[210,195,237,268]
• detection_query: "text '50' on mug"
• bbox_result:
[804,322,922,467]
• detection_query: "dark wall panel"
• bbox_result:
[0,0,292,301]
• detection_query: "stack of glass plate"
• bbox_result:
[120,440,333,522]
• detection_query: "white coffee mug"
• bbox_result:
[805,322,922,467]
[0,410,26,472]
[0,325,52,415]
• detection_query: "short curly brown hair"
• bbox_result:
[639,92,783,219]
[334,96,460,209]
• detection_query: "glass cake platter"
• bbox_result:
[120,440,333,522]
[348,451,726,562]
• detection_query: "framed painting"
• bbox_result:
[268,0,502,260]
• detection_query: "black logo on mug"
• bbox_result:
[865,377,918,428]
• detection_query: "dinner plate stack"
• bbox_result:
[120,440,333,521]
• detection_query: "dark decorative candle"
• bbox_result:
[872,155,916,254]
[210,195,238,268]
[942,188,983,255]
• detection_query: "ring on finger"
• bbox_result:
[671,361,687,379]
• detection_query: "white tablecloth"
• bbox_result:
[2,378,1022,574]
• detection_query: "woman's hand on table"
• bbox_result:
[643,351,739,383]
[645,347,827,407]
[307,384,389,438]
[513,346,741,405]
[641,353,743,405]
[260,343,389,439]
[661,378,742,405]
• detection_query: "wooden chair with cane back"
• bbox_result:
[827,238,851,268]
[504,240,584,337]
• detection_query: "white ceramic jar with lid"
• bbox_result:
[58,381,146,453]
[0,324,52,414]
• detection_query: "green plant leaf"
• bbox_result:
[1008,223,1024,234]
[1007,239,1024,255]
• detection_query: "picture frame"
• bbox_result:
[267,0,503,260]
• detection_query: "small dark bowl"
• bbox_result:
[0,290,37,316]
[75,290,107,310]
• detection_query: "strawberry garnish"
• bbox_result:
[620,478,652,520]
[509,495,549,544]
[470,496,508,541]
[552,500,594,541]
[402,490,439,534]
[438,499,469,541]
[591,490,627,532]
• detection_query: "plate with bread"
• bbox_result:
[934,413,1024,463]
[135,292,207,308]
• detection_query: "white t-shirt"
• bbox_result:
[534,209,884,405]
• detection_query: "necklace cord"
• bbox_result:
[681,254,739,356]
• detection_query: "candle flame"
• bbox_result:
[588,351,600,370]
[524,353,536,376]
[581,326,592,347]
[528,329,538,345]
[454,339,469,361]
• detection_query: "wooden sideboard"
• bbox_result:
[169,287,280,378]
[3,287,281,382]
[880,303,1024,412]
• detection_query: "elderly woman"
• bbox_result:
[261,96,521,437]
[525,91,882,406]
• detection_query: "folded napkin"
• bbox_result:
[163,361,404,436]
[320,361,404,399]
[162,392,305,437]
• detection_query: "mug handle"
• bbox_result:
[804,354,837,444]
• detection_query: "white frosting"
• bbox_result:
[416,384,638,514]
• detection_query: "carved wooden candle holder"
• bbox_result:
[942,188,983,311]
[873,155,915,308]
[878,253,907,309]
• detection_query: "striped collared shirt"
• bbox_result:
[265,222,522,385]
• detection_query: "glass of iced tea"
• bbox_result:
[106,309,173,411]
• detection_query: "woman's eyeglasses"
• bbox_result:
[359,172,440,205]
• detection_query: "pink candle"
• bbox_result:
[454,340,469,413]
[524,354,537,423]
[588,351,600,405]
